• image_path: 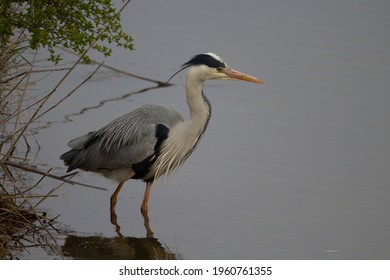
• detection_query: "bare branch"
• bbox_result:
[1,160,107,191]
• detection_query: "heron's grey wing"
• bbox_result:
[67,132,95,149]
[60,105,184,174]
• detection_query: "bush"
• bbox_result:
[0,0,134,63]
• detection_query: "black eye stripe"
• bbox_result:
[166,53,226,83]
[183,54,226,69]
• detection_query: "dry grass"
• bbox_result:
[0,34,107,259]
[0,35,60,259]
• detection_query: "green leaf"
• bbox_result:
[1,0,134,64]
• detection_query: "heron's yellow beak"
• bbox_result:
[223,68,265,84]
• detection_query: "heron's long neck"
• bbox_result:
[186,75,211,130]
[152,74,211,179]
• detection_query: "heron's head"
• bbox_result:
[168,52,265,84]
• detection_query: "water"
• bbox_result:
[26,0,390,259]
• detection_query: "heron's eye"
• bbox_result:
[216,67,223,72]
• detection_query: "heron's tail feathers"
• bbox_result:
[60,149,81,172]
[60,132,96,172]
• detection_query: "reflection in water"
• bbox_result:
[33,84,170,133]
[110,204,154,238]
[62,210,178,259]
[63,84,170,122]
[62,234,177,259]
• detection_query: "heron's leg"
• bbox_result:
[140,181,153,214]
[109,206,123,238]
[141,210,154,238]
[110,181,125,210]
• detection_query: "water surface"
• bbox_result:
[28,0,390,259]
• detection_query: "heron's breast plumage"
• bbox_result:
[152,122,203,179]
[152,93,212,179]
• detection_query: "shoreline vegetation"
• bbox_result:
[1,35,64,259]
[0,0,169,259]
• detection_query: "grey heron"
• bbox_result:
[60,52,264,214]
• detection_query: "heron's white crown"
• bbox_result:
[204,52,225,65]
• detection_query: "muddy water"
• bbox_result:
[28,0,390,259]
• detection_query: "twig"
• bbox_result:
[56,46,172,87]
[4,194,58,199]
[1,162,63,258]
[1,160,107,191]
[24,168,52,193]
[34,174,68,208]
[34,61,105,121]
[0,68,72,84]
